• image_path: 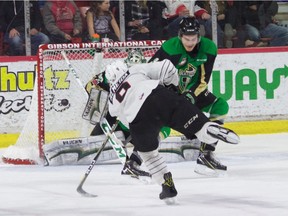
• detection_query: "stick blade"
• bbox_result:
[77,186,98,197]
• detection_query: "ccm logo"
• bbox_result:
[184,114,199,129]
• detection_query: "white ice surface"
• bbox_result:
[1,133,288,216]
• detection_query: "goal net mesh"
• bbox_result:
[2,41,164,165]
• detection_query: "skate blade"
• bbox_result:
[121,173,152,184]
[138,175,152,184]
[194,164,226,177]
[163,197,178,205]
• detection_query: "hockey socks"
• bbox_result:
[139,149,178,204]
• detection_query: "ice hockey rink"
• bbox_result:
[1,133,287,216]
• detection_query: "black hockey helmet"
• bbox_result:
[179,16,200,36]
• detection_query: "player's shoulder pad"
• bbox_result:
[162,37,184,55]
[199,37,217,55]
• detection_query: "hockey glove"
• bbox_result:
[183,90,196,104]
[85,73,106,94]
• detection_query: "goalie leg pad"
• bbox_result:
[43,131,125,166]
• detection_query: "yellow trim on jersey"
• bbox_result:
[194,64,207,96]
[209,114,227,123]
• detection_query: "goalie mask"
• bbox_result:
[124,49,147,66]
[105,60,128,83]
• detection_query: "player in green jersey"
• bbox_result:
[150,16,229,176]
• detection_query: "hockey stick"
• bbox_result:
[77,119,120,197]
[61,50,88,99]
[99,118,128,165]
[61,51,141,184]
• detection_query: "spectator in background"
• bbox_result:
[243,1,288,46]
[38,0,47,15]
[42,0,83,43]
[74,0,91,18]
[194,0,225,47]
[38,0,48,35]
[86,0,120,42]
[0,1,5,32]
[0,0,50,56]
[147,1,167,40]
[125,1,165,41]
[198,0,237,48]
[242,1,266,46]
[161,0,224,47]
[125,0,151,41]
[0,1,5,56]
[222,0,247,48]
[110,0,120,25]
[74,1,91,42]
[197,1,227,30]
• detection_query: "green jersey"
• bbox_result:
[150,36,217,96]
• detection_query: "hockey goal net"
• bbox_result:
[2,40,164,165]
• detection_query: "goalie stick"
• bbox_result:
[77,119,120,197]
[61,50,88,99]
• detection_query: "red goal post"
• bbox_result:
[2,40,164,165]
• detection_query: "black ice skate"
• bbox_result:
[121,159,151,178]
[207,124,240,144]
[159,172,178,204]
[195,144,227,177]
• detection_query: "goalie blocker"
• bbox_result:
[82,88,109,125]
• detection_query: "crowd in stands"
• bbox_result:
[0,0,288,56]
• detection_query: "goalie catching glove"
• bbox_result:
[85,72,109,94]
